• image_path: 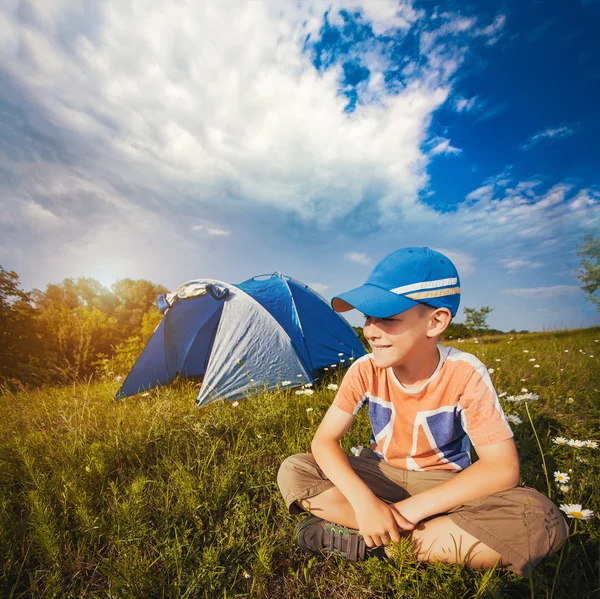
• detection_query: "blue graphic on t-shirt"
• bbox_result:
[369,399,392,438]
[424,408,471,469]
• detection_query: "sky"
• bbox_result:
[1,0,600,332]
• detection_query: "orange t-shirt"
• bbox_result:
[334,345,513,471]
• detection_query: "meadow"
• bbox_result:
[0,328,598,598]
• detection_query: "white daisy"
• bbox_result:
[523,350,529,353]
[584,440,598,449]
[488,368,495,374]
[327,383,339,391]
[141,392,150,397]
[529,358,536,362]
[303,383,313,388]
[564,350,568,353]
[559,485,571,492]
[554,471,570,483]
[566,397,574,403]
[498,391,507,398]
[514,392,539,402]
[506,414,522,425]
[231,401,240,407]
[306,407,313,412]
[567,439,586,448]
[281,381,292,386]
[553,436,569,445]
[495,358,501,362]
[338,352,344,356]
[559,504,594,520]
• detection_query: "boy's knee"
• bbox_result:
[277,453,318,495]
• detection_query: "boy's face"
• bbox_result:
[362,305,434,369]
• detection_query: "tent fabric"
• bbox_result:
[236,273,365,371]
[116,275,366,406]
[197,286,311,406]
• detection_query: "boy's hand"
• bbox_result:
[354,497,414,547]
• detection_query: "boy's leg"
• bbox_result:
[299,484,507,569]
[445,486,569,576]
[278,452,504,567]
[278,454,568,574]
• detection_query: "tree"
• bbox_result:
[463,306,493,333]
[577,230,600,311]
[0,267,37,383]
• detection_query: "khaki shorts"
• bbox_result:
[277,450,568,577]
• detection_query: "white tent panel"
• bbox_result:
[197,287,311,406]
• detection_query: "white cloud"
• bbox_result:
[498,258,542,272]
[454,95,479,112]
[192,224,231,236]
[308,282,329,293]
[428,136,461,156]
[474,14,506,45]
[346,252,372,266]
[503,286,581,299]
[520,125,576,150]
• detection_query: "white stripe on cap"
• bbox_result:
[390,277,458,295]
[405,287,461,300]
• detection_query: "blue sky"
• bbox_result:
[1,0,599,332]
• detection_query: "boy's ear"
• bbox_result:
[427,308,452,338]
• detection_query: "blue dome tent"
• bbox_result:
[115,274,365,407]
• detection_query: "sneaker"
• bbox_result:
[294,515,385,562]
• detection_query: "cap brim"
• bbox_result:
[331,284,420,318]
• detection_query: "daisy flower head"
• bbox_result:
[232,401,240,407]
[338,352,344,356]
[566,397,574,403]
[488,368,495,374]
[327,383,339,391]
[514,392,539,403]
[281,381,292,386]
[559,485,571,492]
[559,504,594,520]
[553,436,569,446]
[521,388,529,393]
[523,350,529,353]
[554,471,570,483]
[506,414,522,425]
[498,391,507,398]
[303,383,313,388]
[567,439,586,448]
[306,407,313,412]
[529,358,536,362]
[534,364,540,368]
[584,440,598,449]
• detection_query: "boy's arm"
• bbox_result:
[311,404,414,546]
[393,437,520,524]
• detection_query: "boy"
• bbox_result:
[278,247,567,576]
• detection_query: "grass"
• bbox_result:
[0,327,599,598]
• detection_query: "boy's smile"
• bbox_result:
[363,305,440,383]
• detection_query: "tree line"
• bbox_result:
[0,267,167,388]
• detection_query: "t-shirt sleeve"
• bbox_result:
[459,367,513,447]
[333,361,371,416]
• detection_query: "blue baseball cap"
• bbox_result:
[332,247,461,318]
